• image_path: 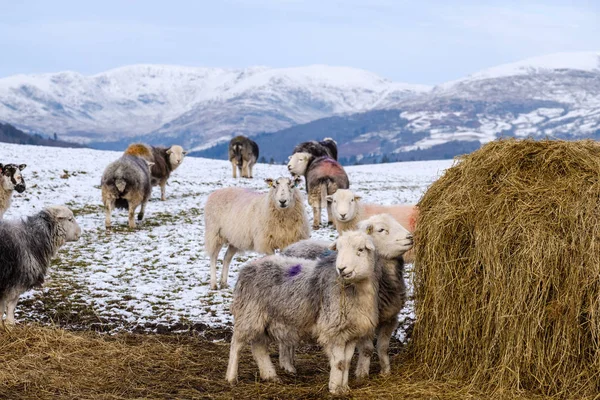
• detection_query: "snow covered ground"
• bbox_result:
[1,142,452,339]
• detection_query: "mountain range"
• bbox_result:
[1,52,599,162]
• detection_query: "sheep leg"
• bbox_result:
[159,179,167,201]
[376,319,399,375]
[251,339,280,382]
[355,335,374,380]
[220,245,238,289]
[231,161,237,178]
[138,201,147,221]
[104,200,114,229]
[0,296,6,331]
[208,245,223,290]
[278,343,296,374]
[248,162,254,179]
[327,342,348,394]
[226,332,243,384]
[242,160,249,178]
[311,198,321,230]
[4,288,21,331]
[342,340,357,389]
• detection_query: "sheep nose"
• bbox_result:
[287,164,292,170]
[279,199,287,206]
[337,266,346,275]
[340,213,346,219]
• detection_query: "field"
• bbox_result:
[0,142,505,399]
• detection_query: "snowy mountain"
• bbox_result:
[230,51,599,163]
[0,65,429,150]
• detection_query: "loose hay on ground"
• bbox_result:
[413,139,600,397]
[0,325,552,400]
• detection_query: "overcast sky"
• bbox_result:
[1,0,599,84]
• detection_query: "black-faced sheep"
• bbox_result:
[292,138,338,161]
[0,163,26,219]
[287,152,349,229]
[204,176,310,290]
[228,135,259,179]
[0,205,81,331]
[101,154,154,229]
[124,143,187,200]
[281,213,414,379]
[226,230,381,394]
[328,189,417,262]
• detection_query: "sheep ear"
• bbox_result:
[365,240,375,251]
[354,195,361,201]
[166,148,173,155]
[0,163,3,172]
[18,164,27,171]
[326,195,333,203]
[146,161,155,168]
[365,224,374,235]
[265,178,274,187]
[293,177,301,187]
[182,151,188,156]
[328,241,337,251]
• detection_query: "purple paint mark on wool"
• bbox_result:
[287,264,302,278]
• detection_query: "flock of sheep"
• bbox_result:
[0,135,418,395]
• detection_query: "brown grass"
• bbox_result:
[414,139,600,397]
[0,325,561,400]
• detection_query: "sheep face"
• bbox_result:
[0,163,27,193]
[166,145,187,170]
[266,177,300,209]
[287,152,311,176]
[330,231,376,283]
[359,214,413,259]
[46,205,82,242]
[327,189,360,222]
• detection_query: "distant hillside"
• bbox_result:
[0,123,84,148]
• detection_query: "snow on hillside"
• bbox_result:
[0,142,451,339]
[0,64,429,145]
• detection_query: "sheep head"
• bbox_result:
[287,152,312,176]
[265,177,300,209]
[46,205,82,243]
[1,163,27,193]
[330,231,376,283]
[166,145,187,170]
[327,189,361,222]
[358,214,413,259]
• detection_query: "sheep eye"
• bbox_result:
[351,199,354,202]
[378,228,385,233]
[357,248,364,254]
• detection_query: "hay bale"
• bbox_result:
[413,139,600,396]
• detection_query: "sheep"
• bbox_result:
[328,189,418,263]
[101,154,154,229]
[204,176,310,290]
[228,136,259,179]
[280,213,414,379]
[226,230,381,394]
[0,205,81,331]
[292,138,338,161]
[124,143,187,200]
[0,163,26,219]
[287,152,349,229]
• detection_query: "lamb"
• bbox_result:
[101,154,154,229]
[0,205,81,331]
[0,163,26,219]
[280,213,414,379]
[124,143,187,200]
[204,176,310,290]
[328,189,417,263]
[228,135,259,178]
[226,230,381,394]
[292,137,338,161]
[287,152,349,229]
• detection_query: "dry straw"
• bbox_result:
[413,138,600,397]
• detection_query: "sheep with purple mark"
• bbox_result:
[280,213,414,379]
[204,176,310,290]
[226,230,382,395]
[287,152,349,229]
[291,138,338,161]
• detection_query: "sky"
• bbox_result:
[1,0,599,85]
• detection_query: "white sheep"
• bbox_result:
[328,189,417,262]
[226,230,381,394]
[0,163,26,219]
[204,176,310,290]
[280,213,414,379]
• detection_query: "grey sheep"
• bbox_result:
[204,176,310,290]
[0,163,26,219]
[0,205,81,331]
[228,135,259,178]
[287,152,349,229]
[226,230,382,395]
[281,213,414,379]
[124,143,187,201]
[101,154,154,229]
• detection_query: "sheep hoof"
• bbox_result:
[219,281,229,289]
[329,384,349,395]
[282,366,296,375]
[137,213,144,221]
[2,321,14,333]
[265,376,282,384]
[210,284,218,290]
[312,224,320,230]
